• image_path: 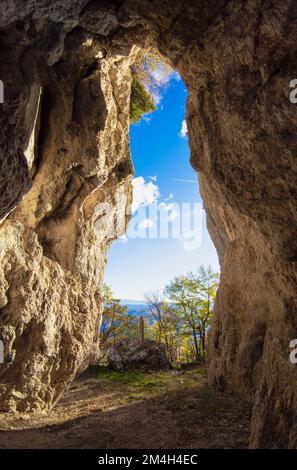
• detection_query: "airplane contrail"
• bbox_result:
[170,178,198,183]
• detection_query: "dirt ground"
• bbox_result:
[0,368,251,449]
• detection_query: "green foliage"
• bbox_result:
[129,75,156,123]
[144,291,181,366]
[165,266,219,363]
[129,50,173,123]
[143,266,219,366]
[89,365,165,387]
[100,266,219,368]
[99,285,138,362]
[100,285,128,344]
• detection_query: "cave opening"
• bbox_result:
[0,0,296,449]
[103,59,220,369]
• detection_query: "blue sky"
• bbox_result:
[104,73,219,300]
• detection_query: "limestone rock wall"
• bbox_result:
[0,0,297,447]
[0,18,134,411]
[176,2,297,448]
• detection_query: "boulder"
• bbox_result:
[107,338,171,371]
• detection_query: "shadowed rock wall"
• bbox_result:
[0,0,297,447]
[0,15,134,411]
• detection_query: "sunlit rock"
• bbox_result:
[0,0,296,448]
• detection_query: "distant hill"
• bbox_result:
[121,300,148,317]
[121,299,146,306]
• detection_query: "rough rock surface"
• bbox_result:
[0,16,134,411]
[0,0,297,448]
[108,338,171,371]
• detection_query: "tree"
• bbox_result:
[129,75,156,123]
[144,291,164,342]
[100,266,219,367]
[165,266,219,363]
[99,285,134,361]
[129,51,173,123]
[144,291,180,365]
[131,51,173,92]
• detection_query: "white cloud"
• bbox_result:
[151,68,170,86]
[149,175,157,182]
[117,234,128,243]
[168,210,179,222]
[179,119,188,138]
[142,116,152,124]
[132,176,160,213]
[182,232,193,239]
[150,68,181,87]
[138,218,155,229]
[146,65,181,105]
[159,202,179,222]
[165,193,174,201]
[149,66,172,104]
[159,202,174,211]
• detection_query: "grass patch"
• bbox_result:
[196,367,207,376]
[89,365,165,388]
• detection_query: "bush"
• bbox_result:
[129,74,156,124]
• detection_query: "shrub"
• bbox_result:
[129,74,156,124]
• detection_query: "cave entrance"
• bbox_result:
[0,0,293,449]
[102,56,220,370]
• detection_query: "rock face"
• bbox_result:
[0,15,134,411]
[0,0,297,447]
[108,338,171,371]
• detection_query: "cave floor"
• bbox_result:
[0,368,251,448]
